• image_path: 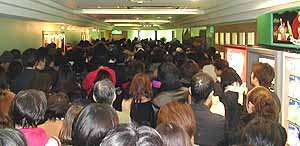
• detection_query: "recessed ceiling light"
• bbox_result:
[104,19,171,23]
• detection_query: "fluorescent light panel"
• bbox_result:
[78,9,203,15]
[114,24,142,27]
[105,19,170,23]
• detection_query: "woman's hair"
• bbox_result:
[10,89,47,128]
[100,123,163,146]
[59,104,84,145]
[247,86,279,121]
[156,122,192,146]
[0,90,15,128]
[129,73,152,102]
[220,67,242,90]
[45,92,70,120]
[0,128,27,146]
[241,117,287,146]
[72,103,119,146]
[157,101,196,138]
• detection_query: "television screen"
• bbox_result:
[112,29,122,35]
[273,9,300,45]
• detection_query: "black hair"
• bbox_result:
[0,66,9,89]
[220,68,242,90]
[45,92,70,120]
[125,61,145,81]
[213,59,229,71]
[10,89,47,128]
[94,70,112,84]
[0,128,27,146]
[7,61,23,80]
[241,117,287,146]
[100,123,163,146]
[93,79,115,104]
[72,103,119,146]
[22,48,38,67]
[180,60,200,87]
[191,72,214,103]
[157,62,181,88]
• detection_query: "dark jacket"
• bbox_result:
[191,103,225,146]
[152,86,189,108]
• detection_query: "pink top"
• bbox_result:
[19,128,49,146]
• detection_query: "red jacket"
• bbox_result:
[82,66,116,95]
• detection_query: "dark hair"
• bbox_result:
[220,68,242,90]
[0,66,9,89]
[180,60,200,86]
[22,48,38,67]
[129,73,152,102]
[0,128,27,146]
[213,59,229,71]
[93,79,115,104]
[72,103,119,146]
[241,117,287,146]
[157,101,196,138]
[7,61,23,80]
[247,86,279,121]
[100,123,163,146]
[45,92,70,120]
[252,62,275,88]
[157,62,181,88]
[191,72,214,103]
[94,70,112,84]
[126,61,146,81]
[59,104,84,145]
[10,89,47,128]
[0,90,15,128]
[156,122,192,146]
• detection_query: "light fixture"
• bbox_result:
[114,24,142,27]
[60,26,65,30]
[129,0,152,4]
[104,19,171,23]
[77,9,203,15]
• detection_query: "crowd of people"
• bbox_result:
[0,37,287,146]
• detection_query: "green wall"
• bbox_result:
[66,31,81,45]
[257,13,272,45]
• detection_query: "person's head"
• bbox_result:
[241,117,287,146]
[126,60,145,81]
[0,91,15,128]
[156,122,192,146]
[191,72,214,106]
[157,62,181,88]
[213,59,229,76]
[0,51,14,71]
[93,69,113,84]
[129,73,152,102]
[100,123,164,146]
[93,79,116,104]
[180,60,200,86]
[22,48,38,68]
[0,66,9,90]
[7,61,23,79]
[45,92,70,120]
[220,67,242,90]
[36,49,47,71]
[59,104,84,145]
[0,128,27,146]
[251,62,275,88]
[246,86,279,121]
[72,103,119,146]
[10,89,47,128]
[157,101,196,139]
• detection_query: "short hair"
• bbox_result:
[241,117,287,146]
[191,72,214,103]
[100,123,164,146]
[45,92,70,120]
[0,90,15,128]
[220,68,242,89]
[0,128,27,146]
[180,60,200,84]
[93,79,116,104]
[129,73,152,101]
[213,59,229,71]
[252,62,275,88]
[157,62,181,88]
[156,122,192,146]
[126,60,146,81]
[10,89,47,128]
[59,104,84,145]
[72,103,119,146]
[157,101,196,138]
[247,86,279,121]
[22,48,38,67]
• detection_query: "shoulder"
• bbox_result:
[46,136,61,146]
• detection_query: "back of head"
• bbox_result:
[0,128,27,146]
[246,86,279,121]
[180,60,200,82]
[157,101,196,138]
[252,62,275,88]
[11,89,47,128]
[0,90,15,128]
[129,73,152,101]
[46,92,70,120]
[220,67,242,89]
[72,103,119,146]
[213,59,229,71]
[191,72,214,103]
[22,48,38,67]
[158,62,180,88]
[100,123,163,146]
[126,60,146,81]
[93,79,116,104]
[156,122,192,146]
[241,117,287,146]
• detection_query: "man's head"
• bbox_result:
[190,72,214,106]
[93,79,116,104]
[251,62,275,88]
[22,48,38,68]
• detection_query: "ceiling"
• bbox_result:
[50,0,300,29]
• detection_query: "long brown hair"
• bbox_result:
[129,73,152,102]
